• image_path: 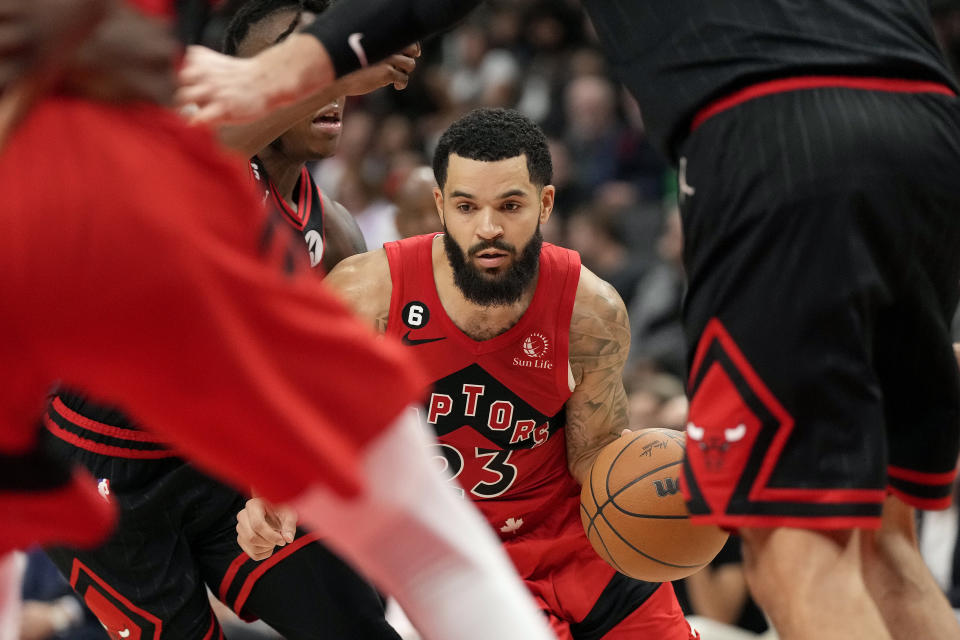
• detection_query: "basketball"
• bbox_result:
[580,428,729,582]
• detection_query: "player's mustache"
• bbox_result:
[467,239,516,256]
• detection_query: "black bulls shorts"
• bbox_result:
[41,395,401,640]
[678,78,960,529]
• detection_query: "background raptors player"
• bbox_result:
[239,108,698,640]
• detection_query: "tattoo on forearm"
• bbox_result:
[566,283,631,476]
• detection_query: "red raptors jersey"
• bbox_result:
[384,234,584,574]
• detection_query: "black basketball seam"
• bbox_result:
[585,458,603,537]
[594,502,705,570]
[580,502,630,576]
[661,430,685,444]
[583,469,631,575]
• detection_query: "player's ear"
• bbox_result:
[433,187,444,226]
[539,185,555,225]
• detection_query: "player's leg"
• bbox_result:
[40,416,228,640]
[739,527,890,639]
[575,579,698,640]
[863,139,960,640]
[546,550,695,640]
[196,480,402,640]
[861,496,960,640]
[288,408,555,640]
[45,509,224,639]
[234,538,402,640]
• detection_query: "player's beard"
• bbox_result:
[443,223,543,307]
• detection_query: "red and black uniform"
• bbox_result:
[249,155,329,270]
[0,2,423,635]
[36,157,399,638]
[678,86,960,529]
[384,234,694,640]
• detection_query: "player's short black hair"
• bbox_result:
[433,108,553,190]
[223,0,332,55]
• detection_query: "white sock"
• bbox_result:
[291,408,553,640]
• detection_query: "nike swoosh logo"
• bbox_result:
[402,331,446,347]
[348,32,369,67]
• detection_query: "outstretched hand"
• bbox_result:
[177,33,333,126]
[178,35,420,126]
[340,43,421,95]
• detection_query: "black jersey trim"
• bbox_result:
[568,574,661,640]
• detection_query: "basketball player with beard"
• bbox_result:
[238,108,697,640]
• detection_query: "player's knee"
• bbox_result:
[862,497,934,597]
[740,526,863,612]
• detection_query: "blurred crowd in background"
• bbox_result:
[212,0,694,431]
[15,0,960,638]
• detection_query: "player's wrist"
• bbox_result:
[262,34,334,107]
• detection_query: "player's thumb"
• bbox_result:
[278,507,298,544]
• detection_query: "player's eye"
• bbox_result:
[456,203,473,213]
[502,202,521,212]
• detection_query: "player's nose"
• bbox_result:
[475,208,503,239]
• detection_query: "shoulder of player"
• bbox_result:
[320,193,350,228]
[324,249,392,320]
[568,264,630,360]
[325,248,390,296]
[321,194,367,254]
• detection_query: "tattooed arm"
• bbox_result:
[565,266,631,485]
[322,249,392,333]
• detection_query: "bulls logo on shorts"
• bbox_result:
[70,559,162,640]
[682,319,794,519]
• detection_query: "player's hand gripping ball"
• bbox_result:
[580,428,728,582]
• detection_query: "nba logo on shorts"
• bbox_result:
[98,478,111,502]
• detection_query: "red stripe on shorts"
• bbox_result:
[888,465,957,487]
[691,76,957,132]
[201,611,218,640]
[232,533,323,615]
[690,513,882,531]
[888,486,953,511]
[51,397,169,444]
[43,415,175,459]
[218,552,250,605]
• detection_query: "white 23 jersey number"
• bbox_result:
[432,444,517,498]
